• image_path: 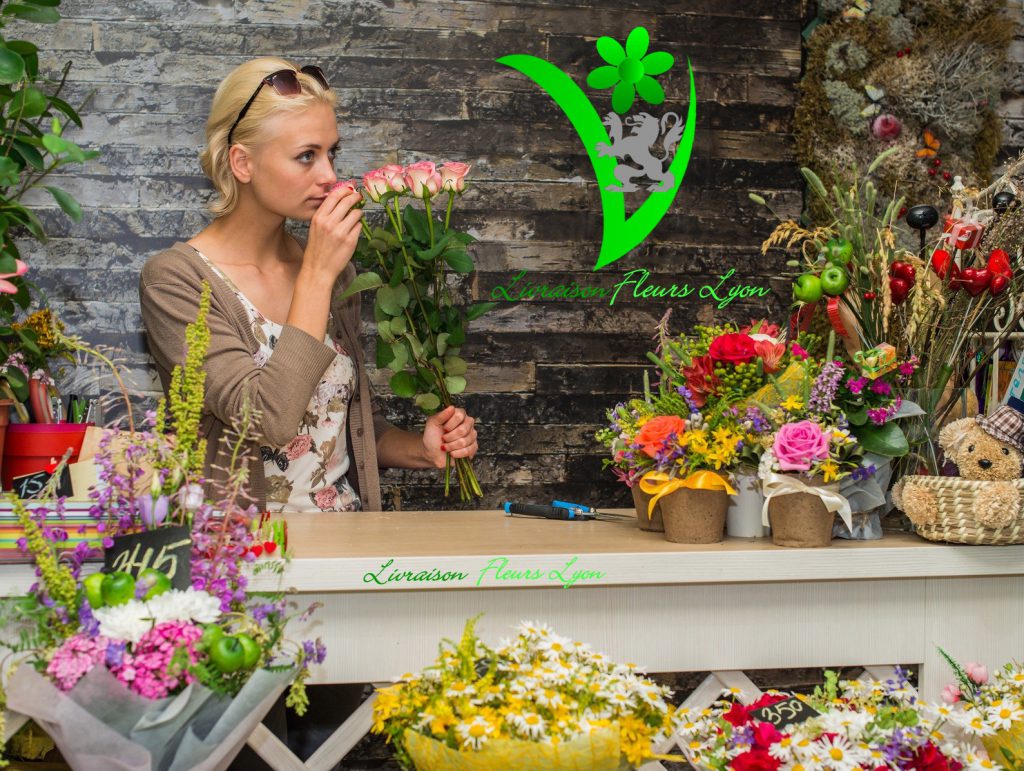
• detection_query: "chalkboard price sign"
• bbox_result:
[104,525,192,590]
[12,466,73,499]
[749,696,820,729]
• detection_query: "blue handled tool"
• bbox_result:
[503,501,631,521]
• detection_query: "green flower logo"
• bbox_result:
[586,27,675,114]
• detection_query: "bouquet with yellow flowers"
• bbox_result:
[371,617,682,770]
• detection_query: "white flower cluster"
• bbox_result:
[93,588,222,644]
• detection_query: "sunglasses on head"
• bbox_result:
[226,65,329,146]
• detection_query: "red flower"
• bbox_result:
[740,320,782,341]
[731,749,781,771]
[748,693,789,710]
[722,701,752,726]
[683,355,721,407]
[906,743,962,771]
[753,339,785,374]
[709,333,757,365]
[751,722,783,749]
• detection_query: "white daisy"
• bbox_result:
[986,701,1024,730]
[444,681,476,699]
[510,711,546,739]
[455,715,494,750]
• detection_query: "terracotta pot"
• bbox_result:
[631,485,664,532]
[767,475,834,548]
[659,488,728,544]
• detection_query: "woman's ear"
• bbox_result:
[228,143,254,184]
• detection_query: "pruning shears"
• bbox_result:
[503,500,631,522]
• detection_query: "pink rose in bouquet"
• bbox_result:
[404,161,443,199]
[381,163,407,193]
[439,161,470,193]
[772,420,831,472]
[362,168,390,202]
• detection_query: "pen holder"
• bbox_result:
[2,422,93,491]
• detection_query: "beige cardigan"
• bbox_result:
[139,241,392,511]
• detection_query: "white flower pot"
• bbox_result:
[726,471,769,538]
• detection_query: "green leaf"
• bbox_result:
[15,327,40,356]
[388,255,405,287]
[415,393,440,412]
[466,302,496,321]
[448,324,466,347]
[436,332,449,356]
[0,48,25,84]
[46,94,82,127]
[338,271,382,299]
[444,375,467,395]
[40,132,69,155]
[390,371,417,398]
[847,407,867,427]
[853,422,909,457]
[450,231,477,244]
[44,186,82,221]
[415,233,451,261]
[377,318,396,343]
[0,253,15,274]
[389,316,407,335]
[443,355,467,376]
[377,284,409,316]
[11,138,44,170]
[444,249,473,273]
[375,337,392,368]
[389,341,409,371]
[2,4,60,22]
[402,204,429,243]
[406,333,423,359]
[22,0,62,7]
[10,87,46,118]
[7,205,45,240]
[0,156,19,187]
[5,365,26,393]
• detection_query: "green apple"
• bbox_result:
[824,238,852,262]
[83,572,106,609]
[819,264,849,296]
[136,568,172,600]
[793,273,823,303]
[210,635,246,673]
[101,571,136,607]
[236,633,261,669]
[197,624,224,653]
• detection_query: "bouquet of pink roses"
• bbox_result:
[338,160,491,501]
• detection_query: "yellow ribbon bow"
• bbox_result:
[639,470,737,519]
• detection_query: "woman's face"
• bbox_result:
[240,102,340,221]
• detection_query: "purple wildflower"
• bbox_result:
[846,377,868,395]
[808,361,845,414]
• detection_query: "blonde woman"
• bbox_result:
[139,57,478,513]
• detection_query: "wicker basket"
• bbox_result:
[894,475,1024,545]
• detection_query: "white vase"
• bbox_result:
[726,471,769,538]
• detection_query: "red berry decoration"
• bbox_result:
[943,171,952,181]
[928,168,937,176]
[863,291,876,300]
[898,206,908,218]
[263,541,278,554]
[990,274,1010,296]
[890,277,910,304]
[251,544,264,557]
[896,50,904,58]
[904,47,911,54]
[932,158,942,167]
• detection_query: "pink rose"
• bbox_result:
[381,164,407,194]
[439,161,470,193]
[965,662,989,685]
[871,113,902,141]
[362,168,390,202]
[285,433,313,461]
[403,161,442,199]
[330,179,357,193]
[941,684,961,704]
[314,486,338,509]
[772,420,831,472]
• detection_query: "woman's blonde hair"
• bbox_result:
[199,57,337,217]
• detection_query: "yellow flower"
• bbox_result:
[820,459,840,483]
[780,394,803,411]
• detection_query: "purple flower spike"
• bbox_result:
[137,494,170,530]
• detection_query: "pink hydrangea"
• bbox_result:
[112,621,202,700]
[47,634,110,691]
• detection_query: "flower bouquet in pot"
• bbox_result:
[338,161,492,502]
[596,397,664,531]
[678,667,979,770]
[371,617,683,771]
[938,649,1024,769]
[0,282,327,769]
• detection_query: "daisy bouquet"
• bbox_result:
[678,668,979,771]
[371,617,682,770]
[939,649,1024,769]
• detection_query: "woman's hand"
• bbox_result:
[422,405,478,468]
[301,185,364,282]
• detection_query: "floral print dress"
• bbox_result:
[197,251,361,512]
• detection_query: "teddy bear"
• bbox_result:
[893,404,1024,530]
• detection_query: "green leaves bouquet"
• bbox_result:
[340,161,492,501]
